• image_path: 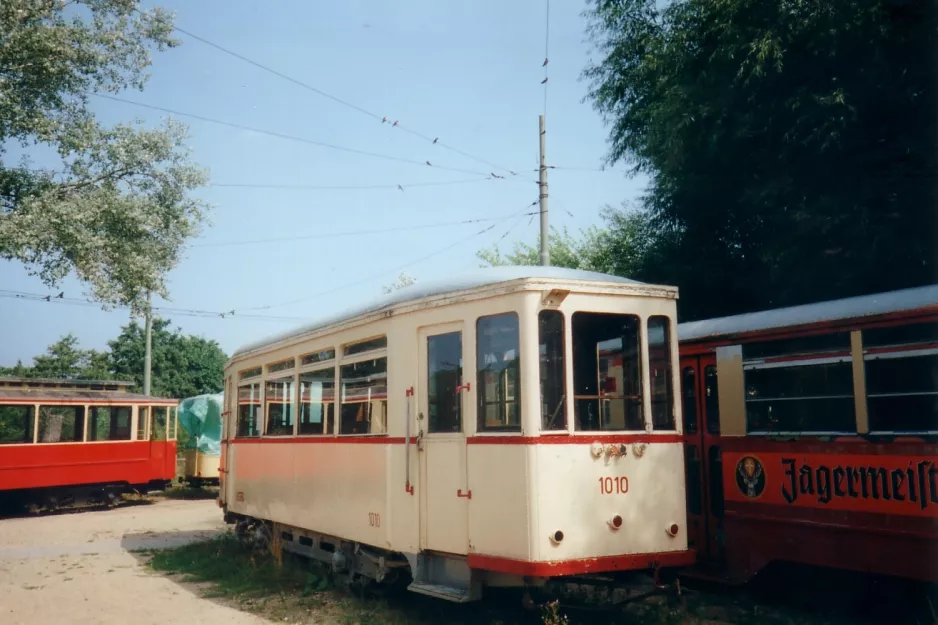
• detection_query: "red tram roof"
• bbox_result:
[678,283,938,345]
[0,377,176,404]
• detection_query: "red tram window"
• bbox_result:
[89,406,132,441]
[682,366,697,434]
[0,405,34,444]
[38,405,85,443]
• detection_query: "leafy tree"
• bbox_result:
[0,0,209,313]
[383,271,417,294]
[583,0,937,320]
[108,318,227,398]
[0,333,120,379]
[477,207,652,279]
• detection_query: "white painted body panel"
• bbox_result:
[222,270,691,580]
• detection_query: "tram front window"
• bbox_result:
[572,312,644,431]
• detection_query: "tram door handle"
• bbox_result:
[416,427,425,452]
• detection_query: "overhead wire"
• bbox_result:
[162,20,521,177]
[189,213,538,248]
[0,290,305,322]
[92,93,494,177]
[233,201,539,313]
[209,177,499,191]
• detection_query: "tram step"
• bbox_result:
[407,581,473,603]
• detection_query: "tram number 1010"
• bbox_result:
[599,476,629,495]
[368,512,381,528]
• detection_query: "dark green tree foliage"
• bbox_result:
[0,333,115,379]
[584,0,937,320]
[0,320,226,399]
[108,319,227,398]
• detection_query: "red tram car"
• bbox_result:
[677,284,938,585]
[0,377,178,509]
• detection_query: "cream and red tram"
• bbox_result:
[219,267,694,602]
[0,377,179,510]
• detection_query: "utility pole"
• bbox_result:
[538,114,550,266]
[143,291,152,396]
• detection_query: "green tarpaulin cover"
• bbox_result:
[177,393,222,456]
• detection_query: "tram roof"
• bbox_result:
[678,283,938,343]
[232,266,652,359]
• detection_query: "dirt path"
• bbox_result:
[0,499,270,625]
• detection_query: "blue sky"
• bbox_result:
[0,0,648,364]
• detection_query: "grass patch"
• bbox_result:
[158,483,220,501]
[148,533,327,600]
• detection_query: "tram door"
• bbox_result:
[679,354,725,566]
[417,323,470,555]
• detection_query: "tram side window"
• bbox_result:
[705,365,720,434]
[38,405,85,443]
[649,316,675,430]
[863,322,938,433]
[572,312,643,431]
[137,407,149,441]
[152,406,168,440]
[340,357,388,435]
[299,369,334,435]
[265,377,296,436]
[682,367,698,435]
[237,383,261,437]
[477,313,521,432]
[88,406,132,441]
[0,405,34,444]
[743,333,855,433]
[538,310,566,431]
[428,332,463,434]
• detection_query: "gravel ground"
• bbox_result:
[0,499,269,625]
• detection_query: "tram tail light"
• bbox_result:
[666,523,680,537]
[549,530,564,545]
[608,514,623,530]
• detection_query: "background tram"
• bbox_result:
[0,377,179,510]
[677,284,938,585]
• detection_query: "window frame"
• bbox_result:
[475,311,523,434]
[263,373,298,437]
[298,362,336,436]
[537,309,567,433]
[0,404,37,445]
[742,334,856,436]
[236,380,263,438]
[647,315,677,431]
[337,345,389,437]
[37,404,86,444]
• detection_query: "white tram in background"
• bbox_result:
[219,267,693,602]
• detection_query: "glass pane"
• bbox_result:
[239,366,262,380]
[709,445,724,519]
[745,362,855,432]
[863,322,938,348]
[682,367,698,435]
[152,406,168,440]
[268,358,295,375]
[539,311,567,431]
[265,378,296,436]
[301,349,335,366]
[137,406,149,441]
[340,357,388,435]
[476,313,521,432]
[428,332,462,434]
[345,336,387,356]
[88,406,132,441]
[237,383,261,437]
[572,312,643,431]
[705,365,720,434]
[299,369,334,435]
[685,446,702,515]
[649,316,675,430]
[0,405,34,444]
[38,405,85,443]
[743,332,851,360]
[866,353,938,432]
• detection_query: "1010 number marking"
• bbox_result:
[368,512,381,527]
[599,476,629,495]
